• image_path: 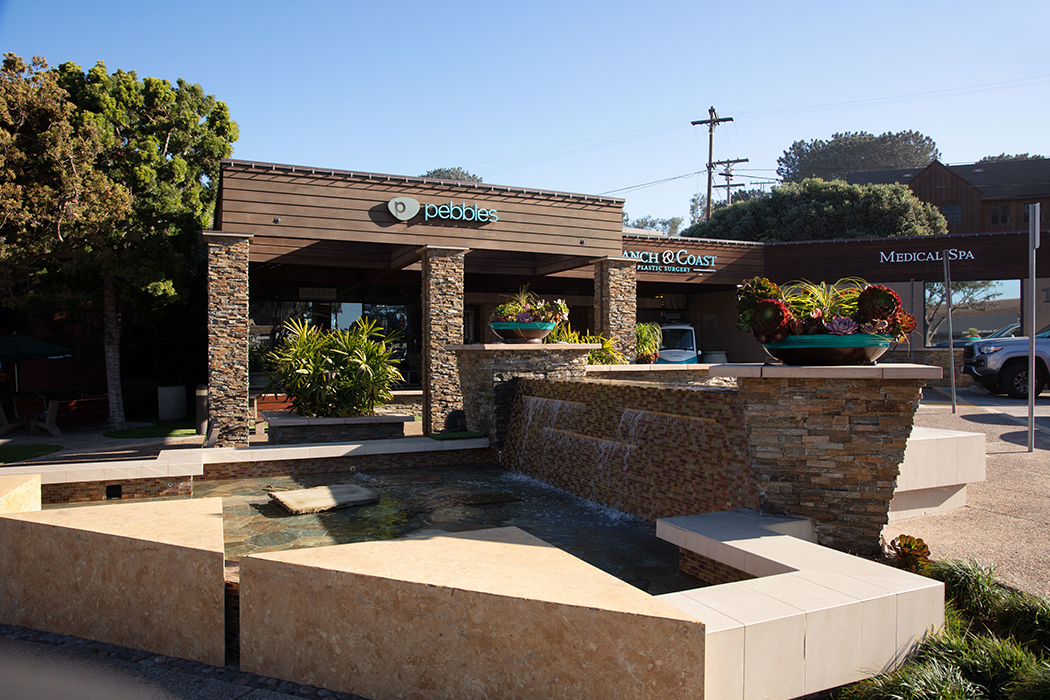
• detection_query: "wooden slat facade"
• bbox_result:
[219,162,624,272]
[763,231,1050,284]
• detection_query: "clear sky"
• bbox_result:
[2,0,1048,223]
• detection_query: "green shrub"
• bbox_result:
[929,559,1008,620]
[635,322,661,363]
[265,318,403,417]
[545,322,627,365]
[1007,660,1050,700]
[918,628,1039,699]
[838,657,983,700]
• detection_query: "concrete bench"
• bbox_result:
[32,397,110,436]
[656,510,944,700]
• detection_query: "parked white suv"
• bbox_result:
[962,326,1050,398]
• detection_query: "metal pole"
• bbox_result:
[1029,203,1040,452]
[944,253,957,413]
[909,278,915,363]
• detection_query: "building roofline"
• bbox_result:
[221,159,626,205]
[764,230,1031,247]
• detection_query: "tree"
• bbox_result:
[777,130,940,183]
[680,178,948,242]
[47,59,238,429]
[420,167,482,183]
[923,281,1002,345]
[977,153,1047,163]
[0,54,130,294]
[624,214,683,236]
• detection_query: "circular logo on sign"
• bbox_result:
[388,197,421,221]
[662,250,674,264]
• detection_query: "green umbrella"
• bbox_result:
[0,333,73,391]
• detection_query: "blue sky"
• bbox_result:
[2,0,1048,223]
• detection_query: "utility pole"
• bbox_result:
[691,106,734,221]
[712,158,749,206]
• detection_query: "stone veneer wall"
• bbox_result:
[42,476,192,505]
[883,347,971,388]
[502,379,756,522]
[199,449,495,481]
[422,247,467,435]
[736,376,924,556]
[594,257,637,360]
[679,549,756,586]
[205,232,252,447]
[267,421,404,445]
[455,346,592,448]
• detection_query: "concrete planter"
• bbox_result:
[263,412,413,445]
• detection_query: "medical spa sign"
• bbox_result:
[624,248,717,274]
[388,197,498,224]
[879,248,976,264]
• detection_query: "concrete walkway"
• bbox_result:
[883,387,1050,598]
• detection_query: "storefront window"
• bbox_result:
[923,280,1019,347]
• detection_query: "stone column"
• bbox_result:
[422,246,468,435]
[594,257,637,361]
[715,364,938,556]
[453,344,595,448]
[204,232,252,447]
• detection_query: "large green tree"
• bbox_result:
[0,54,130,293]
[777,130,940,183]
[421,167,482,183]
[623,213,683,236]
[977,153,1047,163]
[680,178,947,242]
[45,59,238,428]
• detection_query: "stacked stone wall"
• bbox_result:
[267,422,404,444]
[422,247,466,435]
[456,347,591,448]
[594,258,637,360]
[502,379,755,522]
[737,375,924,556]
[206,233,252,447]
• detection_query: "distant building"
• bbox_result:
[847,158,1049,234]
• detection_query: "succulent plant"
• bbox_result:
[860,319,891,335]
[736,277,783,332]
[824,316,860,335]
[888,311,918,340]
[856,284,902,321]
[752,298,792,334]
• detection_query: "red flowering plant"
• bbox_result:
[736,277,916,344]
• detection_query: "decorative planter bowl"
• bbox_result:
[489,322,557,344]
[763,333,893,366]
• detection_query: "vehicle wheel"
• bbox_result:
[1002,364,1046,399]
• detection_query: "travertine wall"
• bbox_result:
[422,246,467,435]
[502,379,756,521]
[0,498,226,666]
[240,527,705,700]
[455,345,592,448]
[206,232,252,447]
[594,257,637,360]
[0,474,40,513]
[736,375,924,556]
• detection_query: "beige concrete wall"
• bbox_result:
[0,498,226,666]
[241,527,705,700]
[0,474,40,513]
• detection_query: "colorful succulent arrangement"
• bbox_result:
[737,277,917,344]
[490,286,569,324]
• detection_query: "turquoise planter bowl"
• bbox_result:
[489,322,557,344]
[763,333,893,366]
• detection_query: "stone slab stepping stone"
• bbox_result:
[268,484,380,515]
